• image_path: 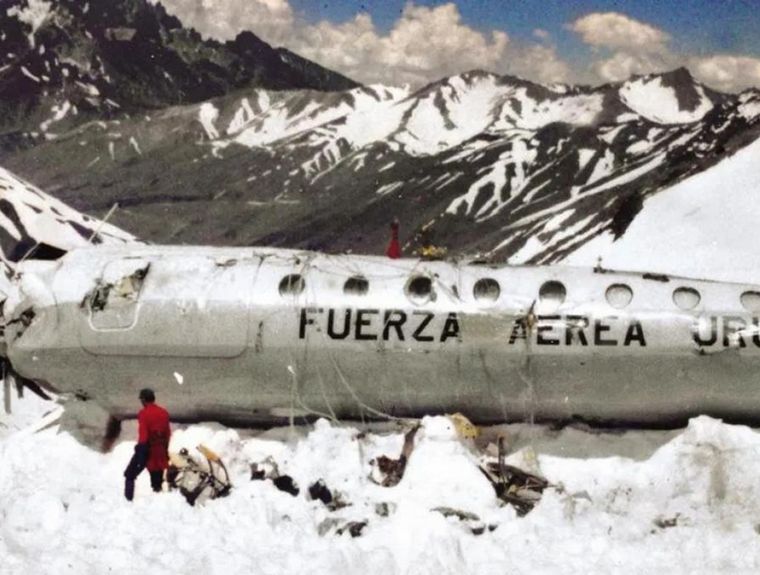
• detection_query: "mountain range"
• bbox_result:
[1,0,760,273]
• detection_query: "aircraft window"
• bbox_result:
[279,274,305,296]
[539,281,566,310]
[406,276,434,304]
[473,278,500,303]
[606,284,633,309]
[740,291,760,312]
[673,287,700,310]
[344,276,369,296]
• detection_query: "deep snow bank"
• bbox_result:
[564,137,760,283]
[2,394,760,574]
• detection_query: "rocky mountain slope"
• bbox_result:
[0,0,357,141]
[0,166,133,263]
[1,0,759,266]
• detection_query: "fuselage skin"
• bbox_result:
[5,246,760,425]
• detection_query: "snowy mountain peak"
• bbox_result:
[0,166,135,262]
[619,68,714,124]
[0,0,358,137]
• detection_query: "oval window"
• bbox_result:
[538,281,566,311]
[673,287,700,311]
[279,274,305,296]
[406,276,434,304]
[740,291,760,312]
[606,284,633,309]
[344,276,369,296]
[473,278,500,303]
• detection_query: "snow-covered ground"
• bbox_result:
[564,137,760,284]
[3,392,760,574]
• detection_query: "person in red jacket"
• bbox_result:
[123,388,171,501]
[385,218,401,259]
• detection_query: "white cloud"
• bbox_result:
[156,0,294,44]
[690,55,760,92]
[290,3,509,86]
[156,0,574,87]
[155,2,760,92]
[506,44,571,85]
[570,12,669,53]
[594,51,675,83]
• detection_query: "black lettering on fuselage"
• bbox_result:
[624,320,646,347]
[356,309,379,341]
[536,315,560,346]
[723,316,747,348]
[565,315,589,346]
[412,311,435,342]
[440,313,461,342]
[594,318,617,346]
[693,317,718,346]
[327,309,351,339]
[383,310,407,341]
[299,307,322,339]
[753,318,760,348]
[509,318,528,344]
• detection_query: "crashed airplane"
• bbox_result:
[4,244,760,428]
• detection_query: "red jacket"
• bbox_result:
[386,221,401,259]
[138,403,171,471]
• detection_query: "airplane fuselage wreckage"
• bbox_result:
[4,245,760,427]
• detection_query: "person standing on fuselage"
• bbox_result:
[124,388,171,501]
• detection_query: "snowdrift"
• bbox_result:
[2,393,760,574]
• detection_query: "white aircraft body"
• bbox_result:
[4,245,760,427]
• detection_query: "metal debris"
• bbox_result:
[250,456,299,496]
[479,436,550,516]
[370,424,420,487]
[167,444,232,506]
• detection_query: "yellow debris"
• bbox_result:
[197,444,222,462]
[448,412,480,439]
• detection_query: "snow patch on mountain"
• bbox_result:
[0,167,135,261]
[7,0,52,47]
[620,76,713,124]
[394,75,502,155]
[495,90,604,131]
[563,138,760,283]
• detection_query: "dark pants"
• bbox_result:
[124,444,164,501]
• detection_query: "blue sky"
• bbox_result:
[161,0,760,91]
[289,0,760,59]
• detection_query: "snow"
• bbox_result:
[0,166,135,255]
[40,100,71,132]
[198,103,220,140]
[4,391,760,573]
[446,138,537,220]
[20,65,40,82]
[395,75,501,156]
[563,137,760,283]
[497,90,604,131]
[620,77,713,124]
[233,87,404,151]
[7,0,52,47]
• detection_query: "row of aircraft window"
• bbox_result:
[278,274,760,312]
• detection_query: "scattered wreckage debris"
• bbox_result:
[308,479,350,511]
[2,363,52,415]
[370,424,420,487]
[250,456,299,496]
[653,514,681,531]
[479,436,550,517]
[167,444,231,506]
[317,518,368,538]
[431,507,496,536]
[82,263,149,312]
[449,412,480,439]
